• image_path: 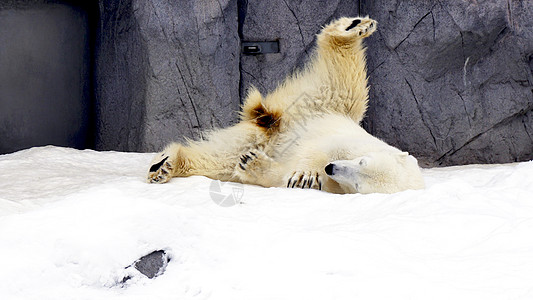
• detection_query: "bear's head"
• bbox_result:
[324,151,424,194]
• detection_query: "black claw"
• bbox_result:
[241,154,252,165]
[287,179,292,188]
[297,174,304,185]
[250,152,257,157]
[302,179,307,189]
[239,163,245,170]
[308,178,314,188]
[318,181,322,190]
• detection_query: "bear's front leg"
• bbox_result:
[147,142,236,183]
[148,121,272,184]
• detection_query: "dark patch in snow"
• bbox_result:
[123,250,171,283]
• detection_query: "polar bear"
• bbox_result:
[147,16,425,194]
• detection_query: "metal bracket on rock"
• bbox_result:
[242,41,280,55]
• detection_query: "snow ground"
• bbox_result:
[1,146,533,300]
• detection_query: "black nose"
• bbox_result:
[325,163,334,175]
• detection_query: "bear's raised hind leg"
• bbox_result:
[311,16,377,124]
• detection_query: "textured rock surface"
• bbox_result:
[95,0,148,152]
[96,0,240,152]
[361,0,533,166]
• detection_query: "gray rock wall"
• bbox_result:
[95,0,533,166]
[361,0,533,166]
[95,0,240,151]
[95,0,148,152]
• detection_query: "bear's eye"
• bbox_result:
[359,158,367,166]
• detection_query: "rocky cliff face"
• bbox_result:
[361,0,533,166]
[96,0,240,151]
[96,0,533,166]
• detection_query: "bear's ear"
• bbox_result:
[395,152,409,163]
[396,152,419,165]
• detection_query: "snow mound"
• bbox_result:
[1,146,533,299]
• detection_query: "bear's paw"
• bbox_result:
[345,17,376,37]
[147,155,174,183]
[324,17,377,41]
[238,151,258,171]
